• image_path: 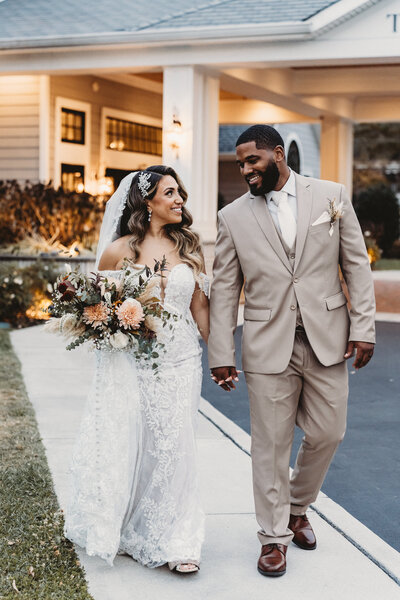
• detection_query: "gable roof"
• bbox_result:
[0,0,206,39]
[0,0,338,44]
[0,0,382,48]
[143,0,339,31]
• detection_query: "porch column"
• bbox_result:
[162,66,219,243]
[320,117,354,197]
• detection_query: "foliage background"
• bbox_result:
[0,180,106,251]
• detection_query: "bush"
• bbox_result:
[363,235,382,268]
[0,261,61,327]
[353,184,400,257]
[0,180,107,250]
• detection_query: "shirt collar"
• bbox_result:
[281,168,296,197]
[266,168,296,202]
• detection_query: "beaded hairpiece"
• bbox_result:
[138,171,152,198]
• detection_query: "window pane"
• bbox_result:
[61,108,85,145]
[61,163,85,192]
[105,116,162,156]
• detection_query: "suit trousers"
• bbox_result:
[245,330,348,546]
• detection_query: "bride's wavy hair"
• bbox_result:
[119,165,204,277]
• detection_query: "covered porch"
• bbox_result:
[0,0,399,246]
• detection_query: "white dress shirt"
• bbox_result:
[266,169,297,234]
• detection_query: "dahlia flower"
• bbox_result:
[82,302,110,328]
[117,298,144,330]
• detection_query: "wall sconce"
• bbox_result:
[167,115,182,158]
[96,176,114,196]
[109,139,125,151]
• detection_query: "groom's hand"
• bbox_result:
[211,366,240,392]
[344,341,375,370]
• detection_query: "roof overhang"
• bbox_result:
[0,0,381,51]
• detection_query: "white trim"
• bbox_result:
[310,0,381,37]
[54,96,91,189]
[39,74,50,182]
[0,22,312,51]
[284,132,305,176]
[99,106,162,176]
[100,73,163,95]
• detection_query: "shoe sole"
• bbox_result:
[292,539,317,551]
[257,567,286,577]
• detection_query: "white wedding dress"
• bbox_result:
[64,263,208,567]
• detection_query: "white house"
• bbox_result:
[0,0,399,250]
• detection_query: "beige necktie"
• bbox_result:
[270,190,297,248]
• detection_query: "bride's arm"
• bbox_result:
[190,284,210,344]
[97,240,124,271]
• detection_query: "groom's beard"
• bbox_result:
[247,161,280,196]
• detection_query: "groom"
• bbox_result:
[208,125,375,577]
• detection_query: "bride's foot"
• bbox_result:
[168,560,199,573]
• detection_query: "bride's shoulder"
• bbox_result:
[98,235,132,270]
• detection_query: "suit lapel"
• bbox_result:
[294,173,313,271]
[249,194,292,273]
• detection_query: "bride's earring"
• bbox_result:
[147,208,152,222]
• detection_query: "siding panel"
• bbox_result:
[49,75,162,181]
[0,75,40,182]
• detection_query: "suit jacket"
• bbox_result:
[208,173,376,374]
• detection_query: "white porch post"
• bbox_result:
[320,117,354,197]
[39,75,50,183]
[162,66,219,244]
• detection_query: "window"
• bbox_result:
[106,117,162,156]
[61,108,85,144]
[105,168,132,192]
[287,141,301,173]
[61,164,85,193]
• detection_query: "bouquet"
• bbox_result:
[44,258,176,368]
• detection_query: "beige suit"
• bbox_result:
[209,173,375,545]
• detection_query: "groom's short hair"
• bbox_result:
[236,125,284,151]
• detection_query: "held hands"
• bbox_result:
[210,366,241,392]
[344,341,374,370]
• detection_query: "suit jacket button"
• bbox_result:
[290,305,296,311]
[290,254,295,259]
[293,277,299,283]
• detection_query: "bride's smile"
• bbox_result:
[147,175,184,226]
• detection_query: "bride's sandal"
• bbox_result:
[168,560,200,574]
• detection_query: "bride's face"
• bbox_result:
[147,175,184,226]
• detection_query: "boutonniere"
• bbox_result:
[311,197,344,237]
[327,198,344,236]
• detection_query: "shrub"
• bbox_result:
[0,180,107,250]
[0,261,61,327]
[353,184,400,257]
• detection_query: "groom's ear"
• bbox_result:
[273,145,286,163]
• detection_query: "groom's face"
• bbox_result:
[236,141,281,196]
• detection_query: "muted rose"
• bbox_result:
[58,279,76,302]
[109,331,130,349]
[144,314,162,334]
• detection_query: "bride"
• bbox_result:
[64,166,209,574]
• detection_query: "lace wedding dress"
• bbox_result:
[64,263,208,567]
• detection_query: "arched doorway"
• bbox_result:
[287,140,301,173]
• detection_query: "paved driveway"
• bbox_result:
[201,321,400,552]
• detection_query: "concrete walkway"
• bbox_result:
[11,326,400,600]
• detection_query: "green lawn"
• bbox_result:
[373,258,400,270]
[0,331,94,600]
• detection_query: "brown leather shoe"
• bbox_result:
[289,514,316,550]
[257,543,287,577]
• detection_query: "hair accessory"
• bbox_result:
[138,171,152,198]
